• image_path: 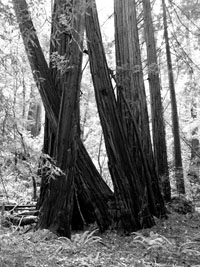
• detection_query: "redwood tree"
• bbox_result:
[85,0,166,232]
[142,0,171,201]
[12,0,112,237]
[114,0,166,214]
[13,0,166,236]
[162,0,185,194]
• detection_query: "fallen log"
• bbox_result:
[6,215,38,226]
[1,205,36,211]
[16,210,39,216]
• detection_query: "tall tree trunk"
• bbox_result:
[48,0,112,232]
[13,0,112,236]
[85,0,166,232]
[162,0,185,194]
[36,0,85,237]
[114,0,166,214]
[142,0,171,202]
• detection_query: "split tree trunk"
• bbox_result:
[13,0,112,236]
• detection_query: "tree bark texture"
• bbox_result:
[114,0,166,214]
[142,0,171,202]
[85,0,158,232]
[162,0,185,194]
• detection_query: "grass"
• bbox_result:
[1,210,200,266]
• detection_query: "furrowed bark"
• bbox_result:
[114,0,166,215]
[85,0,156,232]
[142,0,171,201]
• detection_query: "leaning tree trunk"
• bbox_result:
[12,0,59,132]
[142,0,171,202]
[162,0,185,194]
[12,0,112,236]
[114,0,166,215]
[85,0,166,232]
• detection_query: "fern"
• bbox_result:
[72,229,102,247]
[131,231,200,263]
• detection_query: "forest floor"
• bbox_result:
[1,210,200,267]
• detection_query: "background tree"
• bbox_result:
[162,0,185,194]
[169,0,200,199]
[142,0,171,201]
[27,86,41,137]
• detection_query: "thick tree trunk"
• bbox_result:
[85,0,165,232]
[114,0,166,215]
[142,0,171,202]
[38,0,85,237]
[48,0,112,232]
[162,0,185,194]
[13,0,112,236]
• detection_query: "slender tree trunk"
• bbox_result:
[142,0,171,202]
[162,0,185,194]
[22,71,26,121]
[114,0,166,215]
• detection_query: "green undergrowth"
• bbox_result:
[1,211,200,267]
